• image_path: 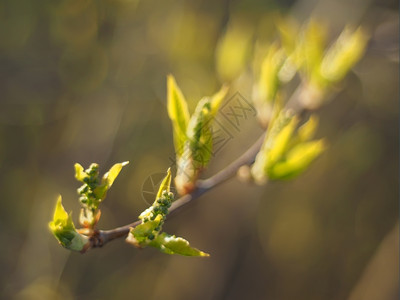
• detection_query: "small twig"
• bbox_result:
[91,132,266,250]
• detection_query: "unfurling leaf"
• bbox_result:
[102,161,129,189]
[210,84,229,117]
[148,232,209,257]
[297,115,319,142]
[49,196,89,252]
[167,74,190,158]
[258,43,286,103]
[320,26,368,83]
[156,167,171,199]
[74,163,88,182]
[269,139,326,180]
[251,110,326,183]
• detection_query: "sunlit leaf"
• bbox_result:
[269,139,326,180]
[49,196,89,251]
[156,168,171,200]
[267,115,298,166]
[320,26,368,82]
[74,163,88,182]
[167,74,190,157]
[297,115,319,142]
[258,43,285,103]
[210,84,229,117]
[102,161,129,189]
[149,232,209,257]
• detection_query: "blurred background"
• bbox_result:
[0,0,398,299]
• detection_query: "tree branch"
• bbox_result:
[90,132,266,250]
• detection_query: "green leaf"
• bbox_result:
[102,161,129,189]
[49,196,89,251]
[258,43,285,103]
[149,232,209,257]
[92,161,129,201]
[167,74,190,157]
[320,26,368,83]
[269,139,326,180]
[210,84,229,117]
[267,115,298,166]
[156,168,171,200]
[186,99,213,167]
[291,19,327,86]
[251,107,292,183]
[297,115,319,142]
[74,163,88,182]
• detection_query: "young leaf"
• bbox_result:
[210,84,229,117]
[258,43,285,103]
[156,168,171,200]
[49,196,89,252]
[269,139,326,180]
[297,115,319,142]
[297,20,327,82]
[74,163,88,182]
[149,232,209,257]
[266,115,298,167]
[320,26,368,83]
[167,75,190,157]
[102,161,129,189]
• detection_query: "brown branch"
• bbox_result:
[89,131,266,250]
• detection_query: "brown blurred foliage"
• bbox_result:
[0,0,398,299]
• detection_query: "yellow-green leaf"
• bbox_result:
[210,84,229,117]
[49,196,89,251]
[320,26,368,82]
[156,168,171,200]
[74,163,88,182]
[149,232,209,257]
[167,75,190,157]
[102,161,129,189]
[267,115,298,166]
[297,115,319,142]
[269,139,326,180]
[258,43,285,103]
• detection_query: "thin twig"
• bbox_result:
[92,132,266,250]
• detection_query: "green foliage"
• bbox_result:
[251,109,326,183]
[147,233,209,256]
[48,196,89,252]
[126,169,209,257]
[167,75,190,158]
[75,161,129,228]
[167,75,228,195]
[320,26,368,83]
[253,19,368,121]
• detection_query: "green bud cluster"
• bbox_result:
[77,163,100,210]
[142,191,173,225]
